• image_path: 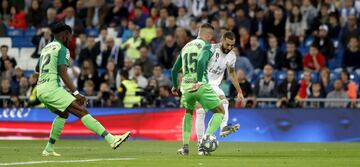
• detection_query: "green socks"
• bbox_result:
[206,113,224,135]
[45,116,66,152]
[182,113,193,145]
[81,114,115,144]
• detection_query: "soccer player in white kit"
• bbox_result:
[195,31,245,144]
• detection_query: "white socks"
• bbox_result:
[195,108,205,142]
[220,99,229,131]
[195,99,230,141]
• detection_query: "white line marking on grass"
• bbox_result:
[0,146,101,149]
[0,158,136,166]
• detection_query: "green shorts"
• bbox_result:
[181,84,221,111]
[37,87,76,112]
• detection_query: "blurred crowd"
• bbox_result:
[0,0,359,108]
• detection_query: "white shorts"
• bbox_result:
[210,85,225,97]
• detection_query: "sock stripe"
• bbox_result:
[101,131,109,138]
[49,138,56,144]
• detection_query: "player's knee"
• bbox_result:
[78,108,89,118]
[59,111,69,119]
[213,105,225,114]
[186,109,194,115]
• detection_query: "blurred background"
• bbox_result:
[0,0,360,142]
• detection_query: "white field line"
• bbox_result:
[0,146,101,149]
[0,158,136,166]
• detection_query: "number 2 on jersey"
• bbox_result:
[184,53,197,74]
[40,54,50,73]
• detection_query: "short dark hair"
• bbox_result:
[120,69,129,80]
[310,43,319,49]
[51,22,72,34]
[222,31,235,40]
[1,45,8,49]
[200,23,214,31]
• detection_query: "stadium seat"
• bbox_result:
[6,28,23,37]
[19,48,37,70]
[275,71,287,81]
[23,70,34,77]
[330,71,340,81]
[24,28,37,37]
[296,71,304,80]
[311,72,320,82]
[350,72,360,83]
[12,37,34,47]
[85,28,99,37]
[97,68,106,76]
[162,69,171,79]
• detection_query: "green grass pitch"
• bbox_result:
[0,140,360,167]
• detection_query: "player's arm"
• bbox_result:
[227,66,245,106]
[58,47,86,105]
[171,54,182,95]
[191,44,212,91]
[227,66,242,94]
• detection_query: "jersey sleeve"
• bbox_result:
[228,51,236,68]
[57,45,67,65]
[197,44,212,82]
[171,53,183,88]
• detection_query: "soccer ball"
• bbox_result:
[200,135,219,152]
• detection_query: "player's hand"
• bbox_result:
[75,94,87,105]
[190,83,202,92]
[171,87,179,96]
[237,92,245,107]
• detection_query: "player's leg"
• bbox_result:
[195,103,205,142]
[196,84,224,136]
[177,92,196,155]
[218,95,228,130]
[66,101,131,149]
[42,109,68,156]
[205,103,225,136]
[218,95,240,137]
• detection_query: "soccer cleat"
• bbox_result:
[111,131,131,150]
[42,150,61,157]
[197,147,211,156]
[220,123,240,137]
[177,147,189,155]
[197,141,211,156]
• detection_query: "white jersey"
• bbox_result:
[207,43,236,86]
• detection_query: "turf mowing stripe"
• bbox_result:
[0,158,136,166]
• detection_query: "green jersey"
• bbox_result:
[37,40,70,95]
[172,38,213,93]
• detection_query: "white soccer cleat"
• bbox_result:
[220,123,240,137]
[111,131,131,150]
[42,150,61,157]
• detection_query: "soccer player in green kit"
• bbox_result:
[36,23,131,156]
[171,23,225,155]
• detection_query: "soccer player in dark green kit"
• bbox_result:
[171,23,225,155]
[36,23,131,156]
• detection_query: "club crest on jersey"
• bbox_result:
[215,53,219,62]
